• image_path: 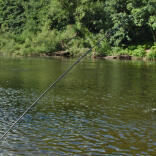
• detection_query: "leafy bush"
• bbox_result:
[146,51,156,60]
[147,43,156,60]
[0,0,156,57]
[97,39,111,56]
[0,32,18,55]
[131,47,146,57]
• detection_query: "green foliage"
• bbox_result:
[146,51,156,60]
[147,43,156,60]
[130,47,146,57]
[125,45,146,57]
[0,0,26,33]
[97,40,111,56]
[0,0,156,57]
[110,45,146,57]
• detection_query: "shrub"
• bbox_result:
[146,51,156,60]
[131,48,146,57]
[147,43,156,60]
[126,45,146,57]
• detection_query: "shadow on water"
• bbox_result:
[1,57,156,155]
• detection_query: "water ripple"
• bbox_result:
[1,58,156,155]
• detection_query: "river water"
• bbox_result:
[0,56,156,155]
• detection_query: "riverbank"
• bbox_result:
[0,31,156,61]
[1,0,156,62]
[42,44,156,61]
[0,49,155,62]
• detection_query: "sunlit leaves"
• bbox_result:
[0,0,156,55]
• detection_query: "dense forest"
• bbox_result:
[0,0,156,59]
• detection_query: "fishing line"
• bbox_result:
[0,18,126,140]
[0,37,105,140]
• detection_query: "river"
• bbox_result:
[0,56,156,155]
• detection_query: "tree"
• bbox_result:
[0,0,26,33]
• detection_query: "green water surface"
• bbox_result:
[0,56,156,155]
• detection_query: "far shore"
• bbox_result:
[0,50,155,61]
[40,50,154,61]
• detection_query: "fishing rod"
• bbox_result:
[0,36,105,140]
[1,19,125,140]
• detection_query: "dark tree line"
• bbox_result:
[0,0,156,56]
